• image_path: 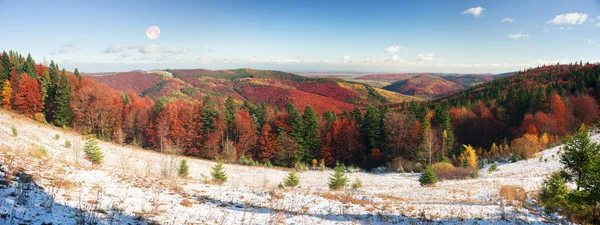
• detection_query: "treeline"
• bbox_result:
[1,50,600,170]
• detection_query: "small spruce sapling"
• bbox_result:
[329,163,348,190]
[84,136,103,165]
[211,162,227,184]
[283,170,300,187]
[419,167,437,186]
[179,159,189,178]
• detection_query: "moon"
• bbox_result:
[146,26,161,40]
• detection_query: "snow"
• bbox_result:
[0,110,580,224]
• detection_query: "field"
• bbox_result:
[0,109,572,224]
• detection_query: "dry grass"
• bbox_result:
[499,185,527,205]
[319,192,371,206]
[435,166,473,180]
[180,199,193,207]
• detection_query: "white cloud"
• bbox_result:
[595,22,600,28]
[547,12,588,25]
[417,53,435,62]
[51,44,78,55]
[120,53,131,58]
[385,46,405,53]
[139,44,161,54]
[508,32,529,39]
[501,18,513,23]
[589,39,595,45]
[164,47,189,54]
[462,6,485,17]
[103,44,124,53]
[341,55,352,61]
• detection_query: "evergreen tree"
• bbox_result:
[201,96,218,133]
[223,95,236,138]
[539,172,569,212]
[302,105,320,163]
[44,61,60,123]
[73,68,82,85]
[361,104,381,150]
[178,159,189,178]
[283,170,300,187]
[211,162,227,184]
[287,102,304,141]
[84,137,103,165]
[0,51,12,84]
[329,163,348,190]
[419,167,437,186]
[560,132,600,190]
[351,106,363,125]
[53,72,73,127]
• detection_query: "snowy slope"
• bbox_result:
[0,109,578,224]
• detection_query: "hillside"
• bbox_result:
[383,74,465,99]
[0,109,572,224]
[86,68,419,114]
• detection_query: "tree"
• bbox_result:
[329,163,348,190]
[283,170,300,187]
[287,103,305,151]
[258,124,279,163]
[1,80,11,109]
[53,72,73,127]
[510,134,540,159]
[361,104,381,150]
[223,95,236,138]
[539,172,569,212]
[302,105,320,163]
[560,132,600,190]
[419,167,437,186]
[84,137,103,165]
[0,51,12,84]
[13,73,43,115]
[459,145,477,169]
[211,162,227,184]
[43,61,61,122]
[73,68,82,85]
[277,132,302,167]
[234,109,257,158]
[178,159,189,178]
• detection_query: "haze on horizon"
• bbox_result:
[1,0,599,74]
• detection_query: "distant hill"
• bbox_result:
[382,74,465,99]
[87,68,420,114]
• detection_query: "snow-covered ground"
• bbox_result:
[0,109,579,224]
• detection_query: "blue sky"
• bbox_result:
[1,0,599,73]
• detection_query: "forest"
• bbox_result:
[1,50,599,172]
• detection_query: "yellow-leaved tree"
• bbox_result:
[459,144,478,169]
[1,80,11,110]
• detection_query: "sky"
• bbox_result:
[1,0,599,74]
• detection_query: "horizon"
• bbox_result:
[1,0,600,74]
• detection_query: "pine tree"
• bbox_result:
[351,178,363,189]
[179,159,189,178]
[0,80,11,109]
[287,102,305,147]
[419,167,437,186]
[361,104,381,150]
[44,61,60,123]
[283,170,300,187]
[328,163,348,190]
[223,95,237,139]
[560,131,600,190]
[73,68,82,85]
[211,162,227,184]
[302,105,320,163]
[84,137,103,165]
[53,72,73,127]
[0,51,12,84]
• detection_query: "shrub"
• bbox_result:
[30,146,48,159]
[419,167,437,186]
[83,137,103,165]
[470,170,478,178]
[499,185,526,205]
[179,160,189,178]
[54,134,60,140]
[510,134,539,159]
[33,113,46,123]
[488,164,498,172]
[388,157,423,173]
[283,170,300,187]
[329,163,348,190]
[211,162,227,184]
[351,178,363,190]
[431,162,454,173]
[11,126,17,137]
[294,161,309,171]
[239,155,257,166]
[65,140,72,148]
[432,162,473,180]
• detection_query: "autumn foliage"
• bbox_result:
[13,73,43,115]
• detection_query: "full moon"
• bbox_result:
[146,26,160,40]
